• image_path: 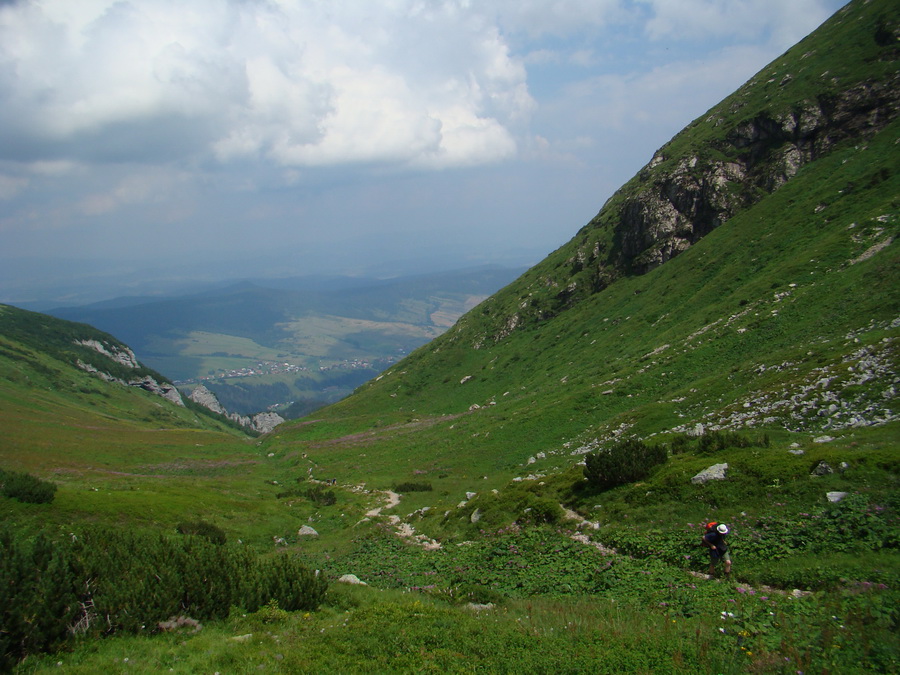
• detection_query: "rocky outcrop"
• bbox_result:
[75,341,185,406]
[250,411,284,434]
[132,375,184,406]
[188,384,284,433]
[188,384,228,416]
[607,74,900,277]
[75,339,140,369]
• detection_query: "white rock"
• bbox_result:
[691,463,728,485]
[826,492,849,503]
[337,574,367,585]
[297,526,319,536]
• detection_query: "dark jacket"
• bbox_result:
[703,531,728,554]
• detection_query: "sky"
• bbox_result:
[0,0,847,304]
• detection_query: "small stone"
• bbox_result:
[826,491,848,503]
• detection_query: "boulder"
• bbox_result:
[691,463,728,484]
[297,525,319,536]
[470,508,482,524]
[826,491,849,503]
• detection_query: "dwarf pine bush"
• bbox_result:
[176,520,227,545]
[583,438,667,490]
[0,468,57,504]
[0,525,327,668]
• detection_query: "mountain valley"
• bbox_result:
[2,1,898,672]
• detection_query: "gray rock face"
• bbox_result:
[76,339,140,369]
[132,376,184,406]
[188,385,283,433]
[251,411,285,434]
[691,463,729,485]
[189,384,228,415]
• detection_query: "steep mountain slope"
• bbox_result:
[267,0,898,485]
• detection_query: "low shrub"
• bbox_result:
[0,468,57,504]
[0,525,328,669]
[305,485,337,506]
[394,482,433,493]
[696,430,770,454]
[583,438,667,490]
[176,520,227,545]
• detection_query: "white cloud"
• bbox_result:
[0,0,533,170]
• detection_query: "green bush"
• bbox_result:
[522,497,564,525]
[0,468,57,504]
[696,430,769,454]
[394,482,433,492]
[583,439,667,491]
[0,525,328,668]
[176,520,227,545]
[305,485,337,505]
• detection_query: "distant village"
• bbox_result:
[173,357,397,387]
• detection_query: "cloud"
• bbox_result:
[0,0,533,171]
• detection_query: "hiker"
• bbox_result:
[702,522,731,577]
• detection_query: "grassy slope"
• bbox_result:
[0,306,378,547]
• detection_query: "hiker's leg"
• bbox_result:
[723,552,732,576]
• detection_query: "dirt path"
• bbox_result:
[360,488,442,550]
[561,507,618,555]
[365,490,401,517]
